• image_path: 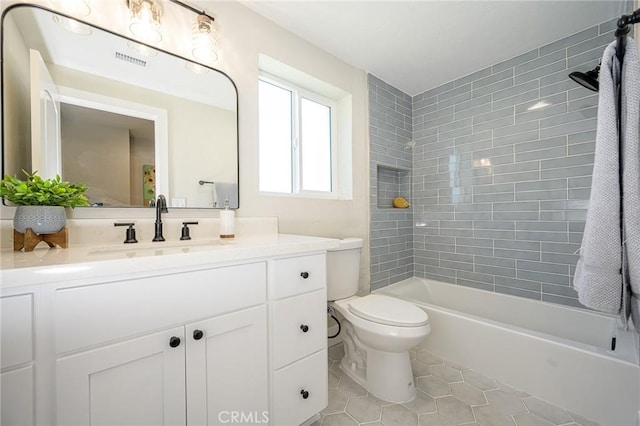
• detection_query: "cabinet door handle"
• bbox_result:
[169,336,181,348]
[300,324,309,333]
[193,329,204,340]
[300,272,310,279]
[300,389,309,399]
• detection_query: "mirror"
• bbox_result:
[2,5,239,208]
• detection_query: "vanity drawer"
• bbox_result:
[55,262,266,354]
[1,294,34,369]
[272,290,326,369]
[269,254,326,300]
[272,349,327,426]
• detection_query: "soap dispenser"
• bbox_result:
[219,200,235,239]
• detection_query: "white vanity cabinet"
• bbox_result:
[1,292,36,426]
[0,234,336,426]
[268,254,328,426]
[55,262,269,426]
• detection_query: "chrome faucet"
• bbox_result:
[152,194,168,242]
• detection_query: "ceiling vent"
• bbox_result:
[114,52,147,67]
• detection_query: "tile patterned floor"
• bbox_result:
[316,341,599,426]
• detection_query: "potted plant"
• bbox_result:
[0,171,89,234]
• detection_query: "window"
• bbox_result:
[259,75,337,197]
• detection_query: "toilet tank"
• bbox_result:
[327,238,363,301]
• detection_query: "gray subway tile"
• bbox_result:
[541,164,593,180]
[540,26,598,55]
[473,78,515,98]
[494,248,541,261]
[458,279,494,292]
[419,81,456,100]
[515,147,567,163]
[516,231,568,243]
[540,107,597,129]
[541,294,582,308]
[475,264,517,278]
[496,276,542,292]
[515,60,566,85]
[541,252,580,265]
[493,89,540,112]
[493,120,539,138]
[516,179,567,192]
[516,260,569,275]
[515,103,567,125]
[493,49,539,73]
[493,130,540,148]
[493,171,540,184]
[495,285,541,300]
[542,283,578,298]
[473,116,514,133]
[474,107,514,125]
[517,269,570,286]
[567,30,615,57]
[473,68,514,89]
[457,270,495,284]
[515,49,566,75]
[515,189,567,201]
[540,118,597,139]
[540,80,577,98]
[516,221,567,232]
[568,141,595,156]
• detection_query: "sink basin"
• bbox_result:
[87,239,220,255]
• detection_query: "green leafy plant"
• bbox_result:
[0,171,89,208]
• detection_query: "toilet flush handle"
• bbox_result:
[300,272,310,279]
[300,324,309,333]
[300,389,309,399]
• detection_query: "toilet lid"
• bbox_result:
[348,294,429,327]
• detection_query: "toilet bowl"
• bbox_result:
[327,238,430,403]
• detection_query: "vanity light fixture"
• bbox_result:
[128,0,163,43]
[191,14,218,63]
[127,40,158,57]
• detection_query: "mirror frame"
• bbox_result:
[1,3,240,209]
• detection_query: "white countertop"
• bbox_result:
[0,234,340,290]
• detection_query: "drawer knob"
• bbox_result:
[300,389,309,399]
[300,272,310,279]
[193,329,204,340]
[300,324,309,333]
[169,336,181,348]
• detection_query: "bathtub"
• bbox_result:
[375,277,640,426]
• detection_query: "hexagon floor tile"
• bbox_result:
[315,342,600,426]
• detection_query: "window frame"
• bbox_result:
[258,73,339,199]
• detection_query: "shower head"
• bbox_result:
[569,65,600,92]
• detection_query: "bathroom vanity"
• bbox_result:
[0,233,337,426]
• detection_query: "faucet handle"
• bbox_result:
[180,222,199,240]
[114,222,138,244]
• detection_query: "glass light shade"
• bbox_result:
[129,0,163,43]
[192,15,218,62]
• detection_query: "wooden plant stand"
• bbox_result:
[13,227,68,252]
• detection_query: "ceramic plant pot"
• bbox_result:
[14,206,67,234]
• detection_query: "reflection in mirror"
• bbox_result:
[2,5,239,208]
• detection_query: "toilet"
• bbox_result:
[327,238,431,403]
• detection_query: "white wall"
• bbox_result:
[0,1,371,291]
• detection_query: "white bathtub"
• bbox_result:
[376,277,640,426]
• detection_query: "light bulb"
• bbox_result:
[191,15,218,63]
[128,0,162,43]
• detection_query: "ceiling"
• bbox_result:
[240,1,630,95]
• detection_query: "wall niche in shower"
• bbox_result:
[376,164,412,209]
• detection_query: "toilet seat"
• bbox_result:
[348,294,429,327]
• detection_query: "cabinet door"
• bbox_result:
[186,305,268,426]
[56,327,186,426]
[1,365,34,426]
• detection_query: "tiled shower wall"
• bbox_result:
[370,16,624,307]
[369,75,413,290]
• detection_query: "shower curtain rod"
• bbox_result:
[615,8,640,67]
